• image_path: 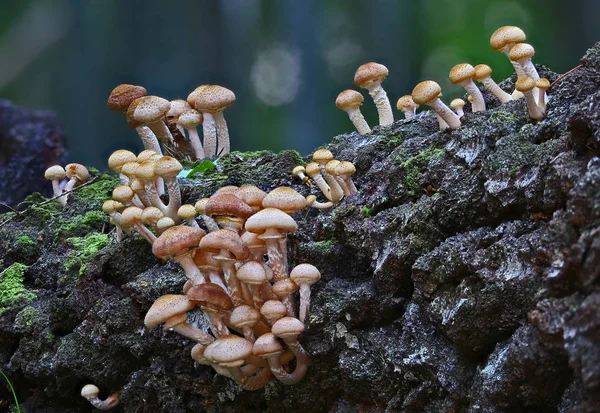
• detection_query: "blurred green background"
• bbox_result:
[0,0,598,169]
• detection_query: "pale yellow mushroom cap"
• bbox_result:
[515,76,536,92]
[449,63,476,84]
[156,217,175,231]
[305,162,321,177]
[354,62,389,88]
[290,263,321,287]
[336,161,356,176]
[44,165,65,180]
[473,64,492,81]
[292,166,306,176]
[411,81,442,105]
[245,207,298,236]
[450,99,466,109]
[190,85,236,113]
[312,149,334,164]
[335,90,364,110]
[536,78,550,90]
[194,198,209,214]
[108,150,137,173]
[112,185,134,203]
[137,150,158,162]
[178,204,197,221]
[120,206,143,229]
[508,43,535,61]
[490,26,526,50]
[141,207,164,226]
[325,160,341,175]
[154,156,182,178]
[135,160,156,181]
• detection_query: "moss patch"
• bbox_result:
[0,263,36,315]
[15,235,35,248]
[76,171,120,204]
[63,233,110,276]
[395,146,445,196]
[55,210,106,237]
[360,207,372,218]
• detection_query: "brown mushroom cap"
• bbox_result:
[229,305,261,329]
[473,64,493,81]
[45,165,66,180]
[449,63,476,84]
[205,194,254,220]
[235,185,267,210]
[396,95,417,111]
[154,156,183,178]
[245,207,298,236]
[354,62,389,88]
[335,90,364,110]
[262,187,307,214]
[411,81,442,105]
[187,282,233,311]
[144,294,194,329]
[127,96,171,128]
[508,43,535,61]
[272,278,299,297]
[108,150,137,173]
[237,261,268,285]
[271,316,305,339]
[108,84,147,112]
[190,85,236,113]
[490,26,526,50]
[213,185,240,196]
[198,229,250,261]
[65,163,90,183]
[260,300,287,322]
[253,332,284,357]
[515,76,536,92]
[152,225,206,259]
[204,335,253,367]
[536,78,550,90]
[312,149,334,164]
[290,263,321,287]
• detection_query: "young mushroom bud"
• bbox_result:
[515,76,545,121]
[44,165,66,206]
[449,64,485,112]
[229,305,261,342]
[305,195,334,210]
[412,81,461,129]
[190,85,236,157]
[290,264,321,323]
[396,95,419,119]
[178,204,199,228]
[450,99,466,117]
[292,165,312,188]
[354,62,394,126]
[335,90,371,134]
[80,384,120,410]
[473,64,512,104]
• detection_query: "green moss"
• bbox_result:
[395,146,445,197]
[13,305,44,334]
[312,240,335,252]
[0,263,36,315]
[380,133,404,147]
[360,207,371,217]
[15,235,35,248]
[405,167,421,196]
[490,110,517,124]
[76,173,119,203]
[55,210,106,236]
[63,233,110,276]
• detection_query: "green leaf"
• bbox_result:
[185,160,216,178]
[0,369,20,413]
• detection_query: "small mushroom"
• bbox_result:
[178,109,205,160]
[536,78,550,112]
[108,150,137,185]
[194,198,220,232]
[178,204,199,228]
[473,64,512,104]
[204,194,254,233]
[290,264,321,323]
[120,206,157,244]
[190,85,236,157]
[313,149,344,202]
[489,26,527,98]
[271,316,312,367]
[253,332,308,385]
[235,185,268,213]
[127,96,174,145]
[152,225,207,285]
[396,95,419,120]
[449,64,485,112]
[80,384,120,410]
[354,62,394,126]
[292,165,312,188]
[236,261,269,308]
[229,305,261,342]
[515,76,545,121]
[335,90,371,134]
[44,165,66,206]
[412,81,461,129]
[450,99,466,117]
[260,300,288,326]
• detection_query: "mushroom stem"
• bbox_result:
[435,113,449,130]
[266,353,308,385]
[429,99,461,129]
[135,126,163,153]
[298,284,311,323]
[264,237,287,280]
[459,80,485,112]
[220,258,245,307]
[202,112,217,158]
[81,384,120,410]
[306,195,334,209]
[164,178,182,220]
[147,120,174,145]
[481,77,512,104]
[172,323,214,344]
[178,255,206,286]
[187,127,206,160]
[213,111,231,156]
[346,107,371,134]
[365,83,394,126]
[133,222,157,244]
[522,89,545,121]
[227,366,272,391]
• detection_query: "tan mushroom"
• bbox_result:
[335,90,371,134]
[354,62,394,126]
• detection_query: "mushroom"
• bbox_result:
[515,76,545,121]
[305,195,334,210]
[411,81,461,129]
[187,282,233,337]
[141,206,164,230]
[334,161,359,196]
[178,204,199,228]
[245,208,298,281]
[80,384,120,410]
[450,99,466,117]
[354,62,394,126]
[152,225,207,285]
[509,43,545,105]
[292,165,312,188]
[236,260,269,308]
[190,85,236,157]
[536,78,550,112]
[305,162,333,202]
[112,185,142,208]
[272,278,299,317]
[289,264,321,323]
[130,178,151,207]
[145,294,214,344]
[193,249,227,289]
[108,150,137,185]
[473,64,512,104]
[396,95,419,119]
[134,160,165,213]
[449,64,485,112]
[64,163,90,193]
[127,96,174,146]
[335,90,371,134]
[154,156,183,220]
[120,206,157,244]
[204,194,254,233]
[195,198,220,232]
[313,149,344,202]
[235,185,268,213]
[178,109,205,160]
[156,216,175,233]
[489,26,527,98]
[229,305,261,342]
[271,316,312,367]
[166,99,191,136]
[260,300,288,326]
[44,165,66,206]
[253,333,308,385]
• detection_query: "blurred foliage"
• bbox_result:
[0,0,598,168]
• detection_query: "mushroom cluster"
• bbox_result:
[293,149,357,209]
[108,83,236,160]
[336,26,549,133]
[102,171,322,389]
[44,163,89,207]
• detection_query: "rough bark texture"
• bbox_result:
[1,43,600,412]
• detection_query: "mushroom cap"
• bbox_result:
[154,156,183,178]
[107,84,147,112]
[290,263,321,287]
[253,332,284,357]
[235,185,267,210]
[45,165,66,180]
[205,194,254,220]
[237,261,267,285]
[156,217,175,231]
[127,96,171,128]
[449,63,475,84]
[187,282,233,311]
[81,384,100,399]
[245,207,298,235]
[325,160,341,176]
[229,305,261,329]
[102,200,119,214]
[135,160,156,181]
[292,166,306,176]
[108,150,137,173]
[204,335,253,367]
[508,43,535,61]
[198,229,250,261]
[262,187,307,214]
[65,163,90,183]
[450,98,466,109]
[354,62,389,88]
[411,81,442,105]
[271,316,305,339]
[144,294,194,329]
[335,89,364,110]
[178,204,197,221]
[190,85,236,113]
[473,64,492,81]
[336,161,356,176]
[396,95,417,111]
[240,231,266,251]
[178,109,203,128]
[305,162,321,177]
[130,178,145,194]
[152,225,206,259]
[214,185,240,196]
[312,149,334,164]
[515,76,536,92]
[193,249,221,270]
[536,78,550,90]
[490,26,526,50]
[112,185,134,203]
[141,207,164,226]
[194,198,209,214]
[137,149,158,162]
[272,278,299,297]
[191,343,208,363]
[120,206,143,229]
[121,161,140,178]
[260,300,287,322]
[166,99,191,118]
